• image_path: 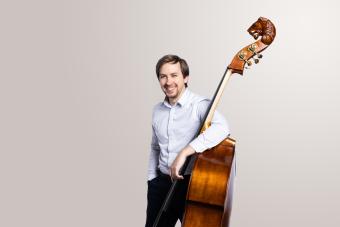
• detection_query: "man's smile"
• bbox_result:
[165,86,176,93]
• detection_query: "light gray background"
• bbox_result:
[1,0,339,226]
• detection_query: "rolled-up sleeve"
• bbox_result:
[189,99,230,153]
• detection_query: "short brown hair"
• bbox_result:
[156,55,189,87]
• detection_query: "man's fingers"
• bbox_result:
[172,169,184,180]
[177,175,184,180]
[170,169,175,181]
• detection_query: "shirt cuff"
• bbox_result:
[147,172,158,181]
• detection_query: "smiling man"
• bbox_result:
[145,55,230,227]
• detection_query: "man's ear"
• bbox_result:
[184,76,189,83]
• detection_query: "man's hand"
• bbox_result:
[170,145,196,181]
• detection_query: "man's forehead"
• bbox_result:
[160,62,181,74]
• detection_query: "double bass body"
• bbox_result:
[182,137,236,227]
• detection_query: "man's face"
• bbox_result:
[158,62,189,104]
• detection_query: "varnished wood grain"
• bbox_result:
[183,137,236,227]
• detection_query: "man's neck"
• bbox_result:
[168,88,186,106]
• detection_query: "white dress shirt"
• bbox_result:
[148,89,230,180]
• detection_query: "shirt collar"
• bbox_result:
[163,88,190,108]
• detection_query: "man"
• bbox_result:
[146,55,230,227]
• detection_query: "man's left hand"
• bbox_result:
[170,145,196,181]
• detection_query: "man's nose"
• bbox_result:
[166,77,173,85]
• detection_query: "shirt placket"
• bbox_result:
[167,105,176,167]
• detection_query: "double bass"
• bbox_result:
[153,17,276,227]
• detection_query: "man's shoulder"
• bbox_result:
[151,102,165,115]
[187,90,210,104]
[152,102,163,110]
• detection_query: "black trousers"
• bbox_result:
[145,172,189,227]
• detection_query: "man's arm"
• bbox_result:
[189,99,230,153]
[169,145,195,180]
[147,125,160,181]
[170,99,230,180]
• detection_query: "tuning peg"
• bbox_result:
[238,51,252,68]
[254,58,259,64]
[248,43,263,60]
[244,59,253,69]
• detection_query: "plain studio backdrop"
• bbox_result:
[1,0,339,226]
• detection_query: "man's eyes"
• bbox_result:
[160,74,177,79]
